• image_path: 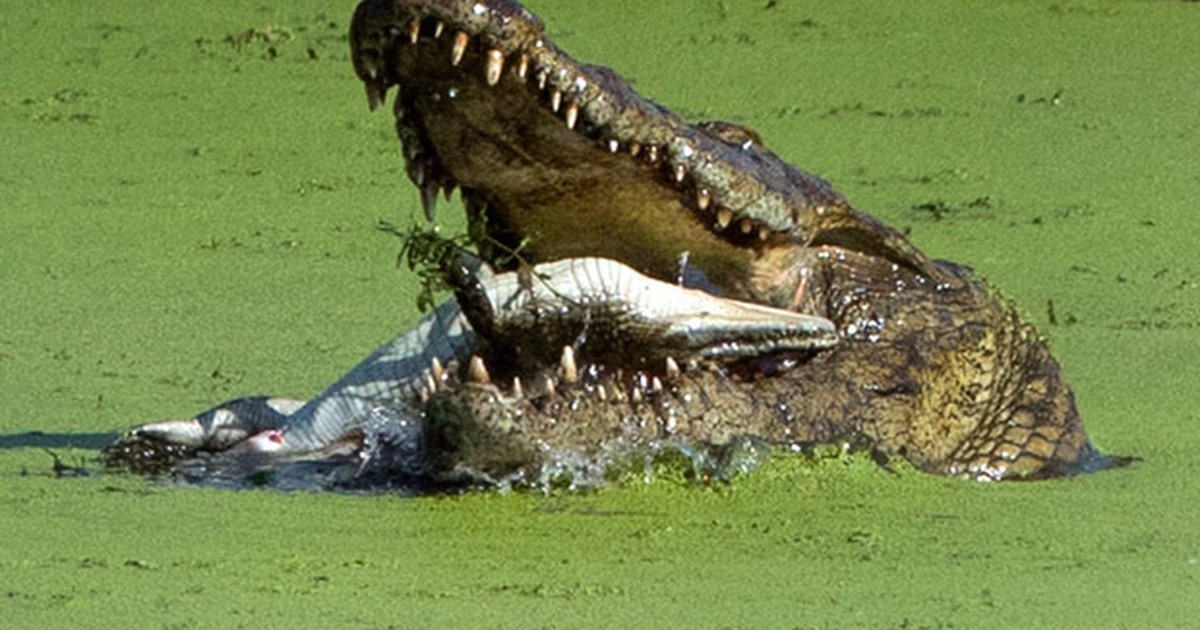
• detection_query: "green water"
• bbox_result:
[2,1,1197,627]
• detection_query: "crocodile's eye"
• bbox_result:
[696,120,764,150]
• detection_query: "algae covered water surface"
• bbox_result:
[2,1,1198,627]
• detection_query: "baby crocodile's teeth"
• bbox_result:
[511,376,524,399]
[433,20,445,38]
[564,101,578,129]
[631,387,643,404]
[407,17,420,44]
[550,87,562,112]
[697,188,711,211]
[468,355,491,384]
[485,48,504,86]
[607,139,620,153]
[716,208,733,229]
[451,31,469,66]
[673,163,686,183]
[560,346,579,383]
[665,356,681,381]
[651,376,664,393]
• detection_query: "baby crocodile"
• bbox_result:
[105,0,1126,484]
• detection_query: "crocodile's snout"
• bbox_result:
[350,0,895,302]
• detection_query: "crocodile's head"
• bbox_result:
[345,0,1127,482]
[350,0,943,306]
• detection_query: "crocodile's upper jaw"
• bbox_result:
[350,0,939,304]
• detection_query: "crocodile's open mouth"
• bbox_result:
[350,0,936,300]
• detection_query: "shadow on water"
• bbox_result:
[0,432,120,478]
[0,431,120,451]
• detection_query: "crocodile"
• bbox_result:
[104,0,1126,485]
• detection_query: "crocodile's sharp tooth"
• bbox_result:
[485,48,504,86]
[451,32,469,66]
[697,188,711,211]
[560,346,579,384]
[512,376,524,399]
[463,192,488,223]
[392,90,406,120]
[420,181,438,221]
[665,356,681,380]
[651,376,664,393]
[564,101,578,129]
[417,385,430,403]
[716,208,733,229]
[740,218,754,234]
[536,68,549,90]
[758,225,771,241]
[365,83,382,111]
[407,17,420,44]
[673,163,686,183]
[430,357,445,385]
[647,145,659,163]
[596,384,607,402]
[543,374,557,398]
[550,87,562,112]
[516,54,529,80]
[401,137,420,161]
[423,372,438,395]
[410,160,426,185]
[468,355,490,384]
[628,142,642,157]
[631,387,643,404]
[607,139,620,153]
[433,21,445,38]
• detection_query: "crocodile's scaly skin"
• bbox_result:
[341,0,1124,480]
[105,0,1127,484]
